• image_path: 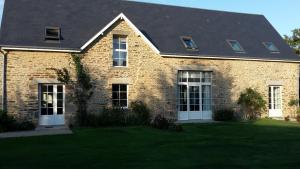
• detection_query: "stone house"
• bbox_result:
[0,0,299,126]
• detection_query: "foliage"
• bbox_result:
[213,108,235,121]
[83,101,151,127]
[237,88,267,120]
[168,123,183,132]
[0,110,35,133]
[284,116,290,122]
[284,28,300,55]
[297,115,300,123]
[54,53,94,126]
[151,115,170,130]
[288,99,299,107]
[130,101,151,125]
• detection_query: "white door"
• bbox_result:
[178,71,212,120]
[39,84,65,126]
[268,86,283,117]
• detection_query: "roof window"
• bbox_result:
[227,40,245,53]
[45,27,61,41]
[181,36,198,50]
[263,42,279,52]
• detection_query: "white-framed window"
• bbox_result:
[177,71,212,112]
[112,84,128,108]
[113,35,127,67]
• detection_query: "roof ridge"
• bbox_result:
[125,0,264,16]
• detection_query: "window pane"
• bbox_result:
[228,40,244,52]
[48,86,53,92]
[112,100,119,107]
[57,93,63,100]
[41,108,47,115]
[113,37,119,49]
[120,100,127,107]
[189,72,200,82]
[120,93,127,100]
[42,85,47,92]
[57,100,63,107]
[48,108,53,115]
[120,85,127,91]
[178,71,188,82]
[202,72,212,83]
[112,85,119,92]
[120,38,127,50]
[120,51,127,59]
[112,92,119,100]
[202,85,212,111]
[57,108,63,115]
[57,86,63,93]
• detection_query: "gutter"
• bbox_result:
[0,48,7,111]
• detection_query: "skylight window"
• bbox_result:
[45,27,61,41]
[227,40,245,53]
[181,36,198,50]
[263,42,279,52]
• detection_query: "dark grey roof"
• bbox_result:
[0,0,299,61]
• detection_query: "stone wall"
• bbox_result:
[3,20,299,124]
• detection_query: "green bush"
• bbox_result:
[151,115,169,130]
[213,109,235,121]
[0,110,35,132]
[130,101,151,125]
[238,88,267,120]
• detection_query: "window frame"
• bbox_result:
[112,35,128,67]
[112,84,128,109]
[180,36,199,50]
[263,42,280,53]
[177,71,213,112]
[268,85,282,110]
[45,27,61,41]
[226,40,245,53]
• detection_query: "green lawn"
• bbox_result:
[1,120,300,169]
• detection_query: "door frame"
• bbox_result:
[268,85,283,117]
[38,83,65,126]
[177,71,213,120]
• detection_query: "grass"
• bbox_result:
[1,119,300,169]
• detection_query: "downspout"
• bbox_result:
[0,48,7,111]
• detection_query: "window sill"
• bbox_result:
[111,66,129,70]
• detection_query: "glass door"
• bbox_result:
[268,86,282,117]
[39,84,65,126]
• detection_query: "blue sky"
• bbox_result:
[0,0,299,36]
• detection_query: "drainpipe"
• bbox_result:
[0,48,7,111]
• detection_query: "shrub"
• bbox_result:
[237,88,267,120]
[0,110,35,133]
[151,115,170,130]
[285,116,290,122]
[168,123,183,132]
[130,101,151,125]
[213,109,235,121]
[297,115,300,123]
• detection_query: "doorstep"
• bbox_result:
[0,126,72,139]
[175,119,219,124]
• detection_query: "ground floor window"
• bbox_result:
[112,84,128,108]
[178,71,212,112]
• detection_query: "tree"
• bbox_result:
[284,28,300,55]
[53,53,94,126]
[237,88,267,120]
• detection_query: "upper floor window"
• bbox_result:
[227,40,245,53]
[181,36,198,50]
[263,42,279,52]
[45,27,60,41]
[113,35,127,67]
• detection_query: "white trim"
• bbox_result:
[1,47,80,53]
[80,13,160,54]
[162,54,300,63]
